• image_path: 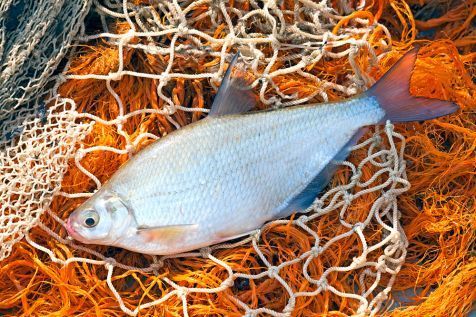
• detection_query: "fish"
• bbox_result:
[65,47,458,255]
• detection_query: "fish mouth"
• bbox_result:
[65,217,77,238]
[65,214,90,243]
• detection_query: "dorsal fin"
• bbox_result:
[208,54,256,117]
[276,128,367,217]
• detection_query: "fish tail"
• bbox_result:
[365,47,459,123]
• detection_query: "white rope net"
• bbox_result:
[0,0,91,258]
[1,0,411,316]
[0,0,91,141]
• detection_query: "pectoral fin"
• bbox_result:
[137,224,198,241]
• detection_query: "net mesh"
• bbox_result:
[1,0,475,316]
[0,95,92,261]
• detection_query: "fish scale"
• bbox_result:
[100,97,384,253]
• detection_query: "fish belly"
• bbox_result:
[108,96,384,254]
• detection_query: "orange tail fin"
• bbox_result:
[365,47,459,122]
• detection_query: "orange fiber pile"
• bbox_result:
[1,0,475,316]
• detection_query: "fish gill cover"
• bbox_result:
[0,0,474,316]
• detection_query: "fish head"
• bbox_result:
[66,190,133,245]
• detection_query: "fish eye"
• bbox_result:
[82,210,99,228]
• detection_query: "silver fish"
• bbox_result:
[66,48,458,255]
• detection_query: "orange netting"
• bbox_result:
[0,0,475,316]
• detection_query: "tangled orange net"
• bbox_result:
[0,0,475,316]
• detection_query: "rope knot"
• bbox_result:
[352,255,366,267]
[373,289,388,302]
[157,73,170,87]
[373,134,382,145]
[382,192,393,203]
[115,115,125,123]
[259,75,269,83]
[76,149,85,160]
[200,247,212,258]
[310,246,322,257]
[343,191,353,205]
[163,103,176,115]
[267,266,280,279]
[375,258,387,272]
[176,24,189,36]
[384,121,394,133]
[353,222,364,232]
[125,143,135,153]
[121,29,135,43]
[319,278,328,291]
[388,230,401,243]
[252,229,261,241]
[350,171,362,183]
[221,279,234,288]
[297,215,309,225]
[177,287,189,298]
[105,257,117,266]
[108,72,123,81]
[266,0,277,9]
[313,199,324,210]
[150,260,164,269]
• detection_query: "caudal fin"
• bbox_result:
[365,47,459,122]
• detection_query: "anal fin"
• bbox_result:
[276,128,367,218]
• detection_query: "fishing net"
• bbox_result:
[1,0,475,316]
[0,0,91,142]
